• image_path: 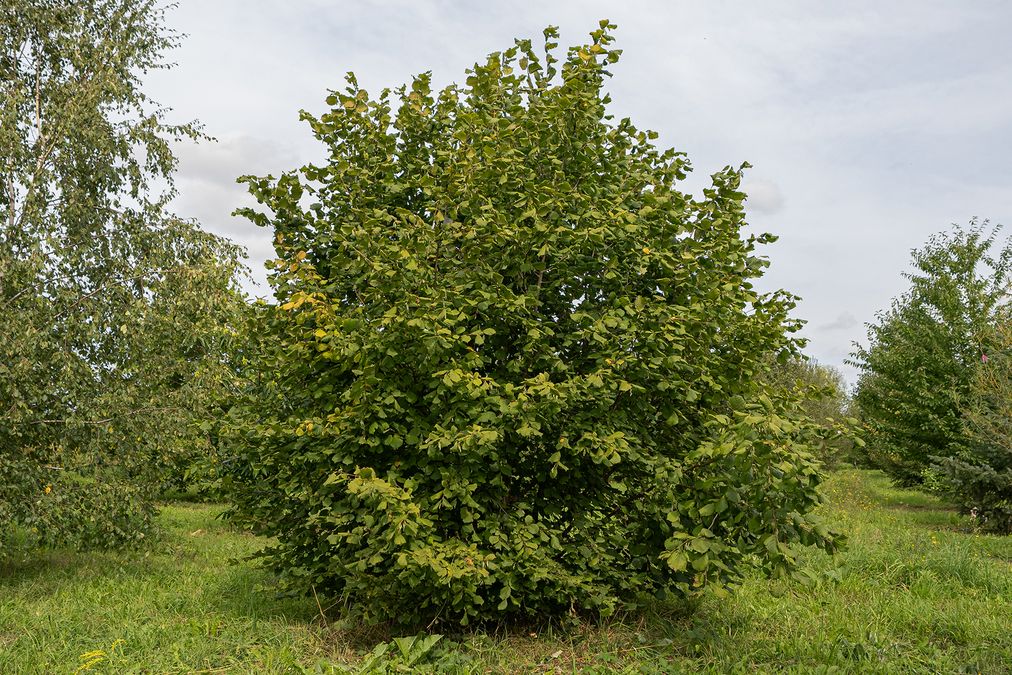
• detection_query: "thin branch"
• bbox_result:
[35,55,41,136]
[310,584,329,625]
[19,405,184,426]
[50,268,165,321]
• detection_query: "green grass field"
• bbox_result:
[1,469,1010,673]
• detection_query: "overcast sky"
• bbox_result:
[146,0,1012,384]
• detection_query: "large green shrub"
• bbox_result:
[228,24,843,626]
[851,223,1011,485]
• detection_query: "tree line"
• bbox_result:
[852,223,1011,531]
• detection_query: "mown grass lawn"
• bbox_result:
[1,469,1010,673]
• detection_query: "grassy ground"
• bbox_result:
[1,469,1010,673]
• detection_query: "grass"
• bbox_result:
[1,469,1010,673]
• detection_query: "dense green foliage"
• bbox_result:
[851,222,1011,485]
[0,456,155,554]
[0,0,246,555]
[934,317,1012,532]
[227,24,845,626]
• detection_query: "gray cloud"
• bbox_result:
[819,312,860,332]
[170,135,302,294]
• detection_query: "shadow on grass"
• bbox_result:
[198,562,321,625]
[0,545,164,590]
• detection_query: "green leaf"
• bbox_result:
[665,551,688,572]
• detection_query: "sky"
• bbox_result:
[145,0,1012,384]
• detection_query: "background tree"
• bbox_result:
[850,222,1011,485]
[227,23,844,627]
[933,315,1012,532]
[766,359,854,468]
[0,0,247,554]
